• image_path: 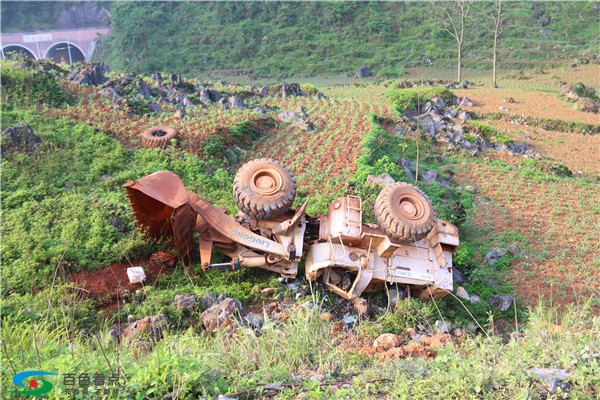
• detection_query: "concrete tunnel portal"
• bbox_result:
[2,45,36,59]
[45,42,85,63]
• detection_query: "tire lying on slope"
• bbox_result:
[141,126,178,149]
[233,158,296,220]
[374,182,436,242]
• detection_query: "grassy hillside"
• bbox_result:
[1,57,599,398]
[3,1,598,77]
[93,1,599,77]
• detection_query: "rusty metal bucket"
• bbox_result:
[123,171,195,265]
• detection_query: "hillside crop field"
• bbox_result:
[1,53,599,399]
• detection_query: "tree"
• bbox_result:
[432,0,474,83]
[489,0,505,88]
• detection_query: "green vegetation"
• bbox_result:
[473,112,600,135]
[1,61,72,108]
[2,297,598,398]
[470,121,513,145]
[1,34,598,397]
[573,82,599,101]
[299,83,320,96]
[353,115,473,227]
[1,1,587,77]
[386,86,454,114]
[1,109,237,295]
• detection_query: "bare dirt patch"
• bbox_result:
[482,119,600,175]
[454,163,599,309]
[70,251,177,313]
[455,88,598,125]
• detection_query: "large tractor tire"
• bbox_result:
[141,126,178,149]
[233,158,296,220]
[374,182,436,242]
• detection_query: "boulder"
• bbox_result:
[278,111,302,122]
[1,122,41,153]
[367,173,395,187]
[228,96,245,109]
[200,297,242,330]
[435,320,452,334]
[151,72,163,84]
[456,287,470,300]
[452,268,466,285]
[431,97,446,108]
[398,159,417,180]
[488,294,515,312]
[560,84,580,101]
[198,89,212,103]
[418,115,436,137]
[420,170,450,186]
[529,368,572,393]
[356,65,372,78]
[253,107,266,114]
[457,111,472,120]
[458,97,473,107]
[101,86,124,102]
[373,333,404,350]
[148,103,162,114]
[209,89,222,102]
[169,73,182,87]
[422,101,436,115]
[244,313,265,328]
[174,294,197,312]
[259,86,269,97]
[136,79,153,99]
[295,120,317,132]
[179,95,195,109]
[316,92,327,100]
[120,315,168,346]
[507,142,528,155]
[71,62,109,86]
[393,124,407,136]
[577,97,599,113]
[201,292,219,310]
[282,83,302,97]
[485,248,508,266]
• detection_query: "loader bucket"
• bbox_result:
[124,171,197,265]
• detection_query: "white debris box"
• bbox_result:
[127,266,146,283]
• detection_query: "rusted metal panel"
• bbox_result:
[189,193,290,259]
[170,204,196,267]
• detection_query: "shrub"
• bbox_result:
[0,60,72,108]
[387,86,453,115]
[300,83,319,95]
[470,121,513,145]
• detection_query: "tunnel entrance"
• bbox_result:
[2,45,35,59]
[45,42,85,64]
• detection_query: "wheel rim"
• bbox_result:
[151,130,168,137]
[250,168,283,195]
[396,195,425,221]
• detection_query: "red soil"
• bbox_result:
[70,251,177,313]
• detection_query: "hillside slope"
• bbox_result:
[96,1,600,76]
[2,1,599,76]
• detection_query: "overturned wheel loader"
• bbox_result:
[124,158,459,301]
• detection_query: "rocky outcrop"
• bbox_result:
[70,62,109,86]
[355,65,372,78]
[1,122,41,154]
[200,297,242,330]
